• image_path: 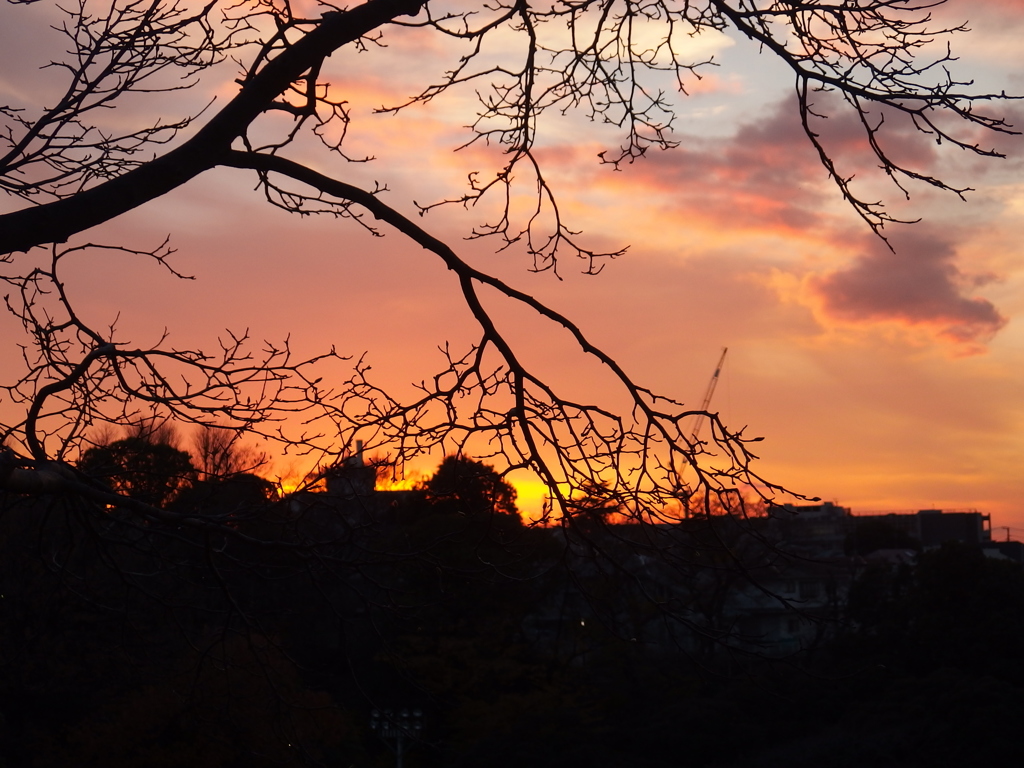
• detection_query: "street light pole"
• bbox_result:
[370,707,423,768]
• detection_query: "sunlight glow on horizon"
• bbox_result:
[3,0,1022,527]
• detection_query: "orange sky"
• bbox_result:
[2,1,1024,531]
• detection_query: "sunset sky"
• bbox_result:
[2,1,1024,530]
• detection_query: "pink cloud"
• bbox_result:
[600,102,827,235]
[590,92,955,239]
[940,0,1024,27]
[526,91,1015,353]
[809,229,1007,345]
[680,72,745,96]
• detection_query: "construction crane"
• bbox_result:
[691,347,728,443]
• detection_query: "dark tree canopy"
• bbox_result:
[77,436,198,508]
[172,472,277,516]
[426,456,519,520]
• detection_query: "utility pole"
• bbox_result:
[371,708,423,768]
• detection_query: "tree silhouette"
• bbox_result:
[566,481,622,527]
[77,435,197,508]
[426,456,519,520]
[192,424,269,482]
[0,0,1013,527]
[0,7,1017,751]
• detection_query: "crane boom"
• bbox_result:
[691,347,728,442]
